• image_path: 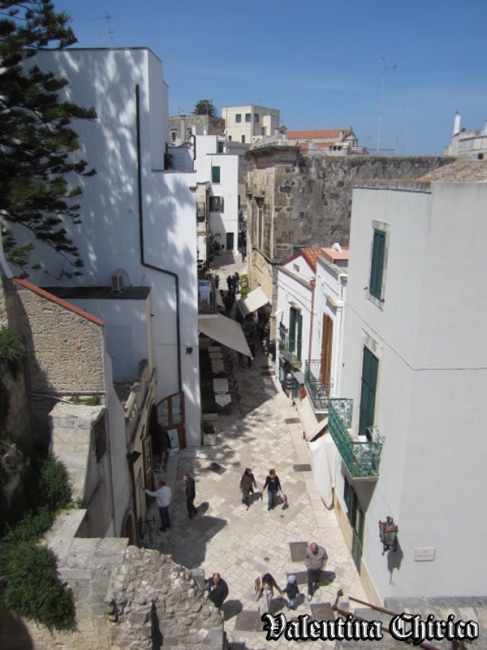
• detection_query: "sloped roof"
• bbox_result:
[13,278,104,326]
[320,247,349,264]
[419,159,487,183]
[282,247,332,273]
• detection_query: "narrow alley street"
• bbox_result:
[150,252,366,649]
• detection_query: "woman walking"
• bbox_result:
[254,573,283,614]
[240,468,257,510]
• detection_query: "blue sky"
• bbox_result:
[55,0,487,155]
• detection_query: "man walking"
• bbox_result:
[207,572,229,609]
[144,478,172,532]
[305,541,328,601]
[182,473,198,518]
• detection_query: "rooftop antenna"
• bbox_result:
[92,12,114,45]
[377,57,396,154]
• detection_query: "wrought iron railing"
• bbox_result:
[304,360,333,411]
[278,330,302,367]
[328,399,384,479]
[198,280,217,314]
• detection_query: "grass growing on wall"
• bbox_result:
[0,452,75,629]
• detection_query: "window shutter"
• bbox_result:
[370,229,386,299]
[212,166,220,184]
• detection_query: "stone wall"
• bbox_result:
[245,150,456,335]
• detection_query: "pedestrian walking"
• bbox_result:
[144,478,171,532]
[215,274,220,289]
[182,473,198,518]
[305,542,328,601]
[241,246,246,262]
[248,340,256,368]
[240,468,257,510]
[254,573,283,614]
[283,575,300,610]
[207,572,229,609]
[262,469,281,511]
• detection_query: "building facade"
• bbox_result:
[9,47,202,446]
[444,112,487,159]
[222,104,280,144]
[331,160,487,603]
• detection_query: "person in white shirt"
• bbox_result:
[145,478,172,531]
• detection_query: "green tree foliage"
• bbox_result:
[192,98,218,117]
[0,0,97,274]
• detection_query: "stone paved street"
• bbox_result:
[149,252,366,649]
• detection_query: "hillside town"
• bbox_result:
[1,4,487,650]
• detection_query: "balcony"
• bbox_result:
[198,280,217,315]
[304,360,333,412]
[328,399,384,479]
[279,329,302,368]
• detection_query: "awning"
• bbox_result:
[237,286,270,317]
[198,314,252,357]
[296,395,328,441]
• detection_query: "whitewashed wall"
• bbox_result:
[340,181,487,601]
[14,48,200,444]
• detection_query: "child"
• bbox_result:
[283,575,299,610]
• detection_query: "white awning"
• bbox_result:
[198,314,252,357]
[237,286,270,317]
[296,395,328,441]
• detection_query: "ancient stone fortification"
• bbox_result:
[245,149,455,327]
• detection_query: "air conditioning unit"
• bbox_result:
[111,272,124,292]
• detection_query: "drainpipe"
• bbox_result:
[135,85,182,392]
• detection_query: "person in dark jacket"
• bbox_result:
[262,469,281,511]
[207,573,229,608]
[240,468,257,510]
[182,473,198,518]
[283,575,300,610]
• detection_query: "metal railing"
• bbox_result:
[304,360,333,411]
[328,399,384,479]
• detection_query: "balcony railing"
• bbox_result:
[304,360,333,412]
[198,280,217,315]
[279,330,302,368]
[328,399,384,479]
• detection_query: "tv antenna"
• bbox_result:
[376,57,396,153]
[92,12,114,44]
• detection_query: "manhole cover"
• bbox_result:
[285,418,300,424]
[310,602,335,622]
[289,570,308,584]
[234,610,262,632]
[289,542,308,562]
[206,462,226,474]
[293,463,312,472]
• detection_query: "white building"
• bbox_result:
[444,111,487,159]
[9,47,201,446]
[193,136,239,253]
[222,104,280,144]
[331,159,487,604]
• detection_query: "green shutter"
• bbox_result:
[369,229,386,299]
[297,312,303,361]
[212,166,221,183]
[359,347,379,438]
[289,308,296,352]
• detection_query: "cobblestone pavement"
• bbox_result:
[150,252,366,649]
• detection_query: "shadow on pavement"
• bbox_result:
[222,599,243,621]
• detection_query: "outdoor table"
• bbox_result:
[213,378,229,393]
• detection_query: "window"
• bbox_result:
[321,314,333,386]
[236,113,242,123]
[255,113,259,123]
[241,135,246,143]
[171,131,176,142]
[261,126,266,136]
[369,228,386,300]
[245,113,251,122]
[359,346,379,439]
[212,166,221,183]
[289,307,302,360]
[210,196,224,212]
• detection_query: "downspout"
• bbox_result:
[135,84,182,392]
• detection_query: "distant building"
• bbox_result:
[444,112,487,159]
[222,104,280,144]
[286,128,368,155]
[168,113,225,146]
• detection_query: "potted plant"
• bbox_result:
[202,420,217,446]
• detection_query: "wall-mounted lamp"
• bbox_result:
[379,516,398,554]
[186,347,193,355]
